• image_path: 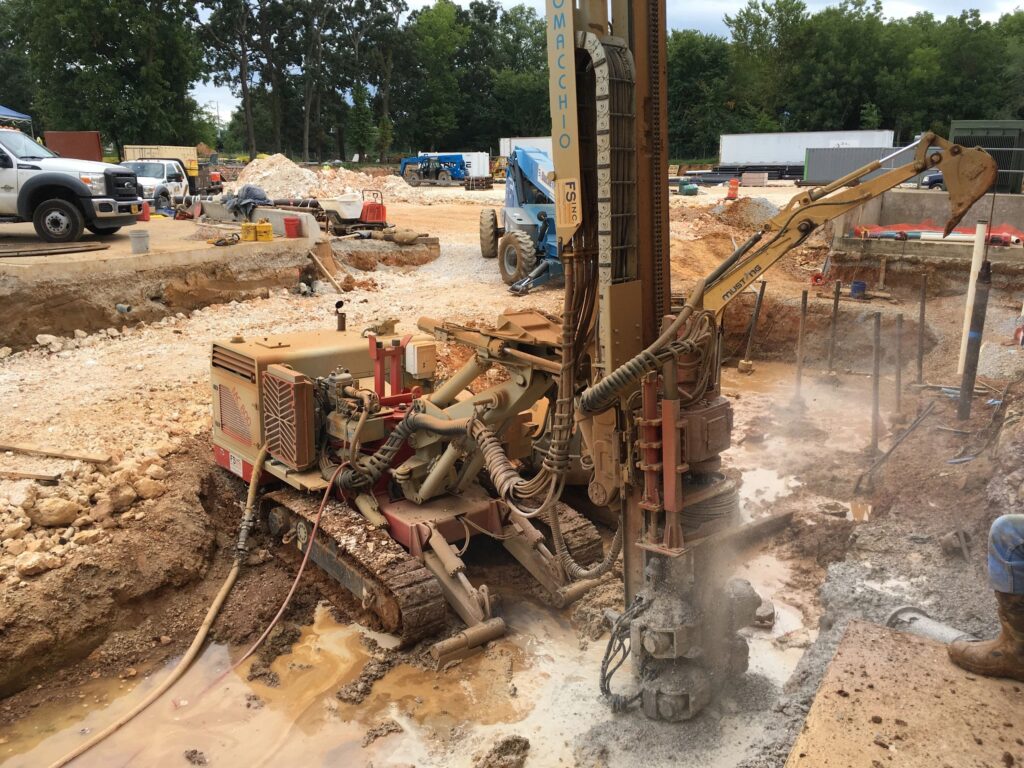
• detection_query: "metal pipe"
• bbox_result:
[895,313,903,413]
[416,441,464,502]
[958,220,989,374]
[827,280,841,373]
[916,275,927,385]
[957,260,992,420]
[886,605,976,645]
[871,312,881,454]
[429,355,491,407]
[795,290,808,398]
[739,280,767,373]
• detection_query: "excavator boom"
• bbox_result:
[700,132,998,316]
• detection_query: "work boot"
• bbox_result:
[948,592,1024,681]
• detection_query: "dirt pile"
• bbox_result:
[229,153,399,199]
[713,197,781,229]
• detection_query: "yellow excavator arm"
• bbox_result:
[700,132,999,316]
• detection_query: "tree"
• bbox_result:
[347,83,374,160]
[202,0,259,159]
[859,102,882,129]
[375,114,394,162]
[667,29,736,159]
[23,0,206,150]
[0,0,34,121]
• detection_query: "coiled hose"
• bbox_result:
[47,444,271,768]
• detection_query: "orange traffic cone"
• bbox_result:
[726,178,740,201]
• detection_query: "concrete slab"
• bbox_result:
[786,620,1024,767]
[0,218,317,282]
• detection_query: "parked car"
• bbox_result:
[0,127,142,242]
[922,170,945,190]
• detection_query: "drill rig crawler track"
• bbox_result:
[262,488,448,645]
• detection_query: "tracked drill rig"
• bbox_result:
[209,0,996,720]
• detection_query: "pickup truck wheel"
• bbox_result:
[498,230,537,285]
[86,224,122,237]
[480,208,498,259]
[33,199,84,243]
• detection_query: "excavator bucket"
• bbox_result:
[935,144,998,237]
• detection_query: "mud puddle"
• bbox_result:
[8,559,812,768]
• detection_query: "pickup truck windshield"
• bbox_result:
[0,130,57,160]
[121,162,165,178]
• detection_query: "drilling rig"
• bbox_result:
[209,1,996,720]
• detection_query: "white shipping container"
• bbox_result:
[499,136,553,159]
[719,130,894,166]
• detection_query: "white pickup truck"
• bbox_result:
[0,128,143,242]
[119,158,189,209]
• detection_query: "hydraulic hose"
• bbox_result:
[579,278,708,415]
[47,443,271,768]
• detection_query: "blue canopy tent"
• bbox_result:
[0,105,31,122]
[0,104,35,139]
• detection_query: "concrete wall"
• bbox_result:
[834,189,1024,242]
[200,202,320,238]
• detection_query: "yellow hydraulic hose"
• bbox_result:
[47,444,270,768]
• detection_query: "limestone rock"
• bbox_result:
[74,329,88,339]
[0,346,12,360]
[133,478,166,500]
[73,529,104,545]
[28,497,81,528]
[144,464,168,480]
[107,484,138,513]
[35,334,59,346]
[4,539,26,556]
[9,482,37,510]
[15,551,61,576]
[91,498,114,519]
[2,521,29,540]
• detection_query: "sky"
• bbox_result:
[191,0,1022,120]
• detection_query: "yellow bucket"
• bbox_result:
[255,219,274,242]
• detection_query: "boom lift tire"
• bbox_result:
[405,171,422,187]
[437,170,451,182]
[498,230,537,285]
[33,198,84,243]
[479,208,499,259]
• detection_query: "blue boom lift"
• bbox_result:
[479,146,561,295]
[399,154,469,186]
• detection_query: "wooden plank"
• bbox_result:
[786,620,1024,767]
[0,442,111,464]
[0,469,61,484]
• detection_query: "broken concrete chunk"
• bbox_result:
[753,599,777,629]
[133,478,166,500]
[28,497,81,528]
[14,551,61,576]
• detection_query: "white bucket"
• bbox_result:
[129,229,150,254]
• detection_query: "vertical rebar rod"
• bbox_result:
[916,275,927,385]
[827,280,842,373]
[958,261,992,421]
[795,290,808,398]
[871,311,881,454]
[895,313,903,413]
[742,280,768,364]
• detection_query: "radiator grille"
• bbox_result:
[212,345,256,382]
[262,364,315,470]
[218,385,253,444]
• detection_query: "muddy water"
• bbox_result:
[7,575,808,768]
[5,360,870,768]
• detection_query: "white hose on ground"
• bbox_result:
[47,444,270,768]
